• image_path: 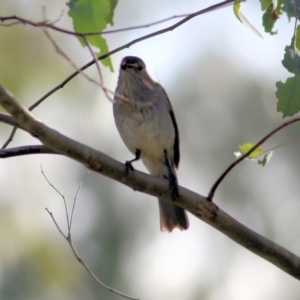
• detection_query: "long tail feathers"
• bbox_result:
[158,198,189,232]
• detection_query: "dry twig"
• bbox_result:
[41,167,137,300]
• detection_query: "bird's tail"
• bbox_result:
[142,156,189,232]
[158,198,189,232]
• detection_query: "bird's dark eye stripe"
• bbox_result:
[121,64,143,71]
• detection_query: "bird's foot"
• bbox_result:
[125,149,141,175]
[125,161,134,175]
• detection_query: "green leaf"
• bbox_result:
[233,1,262,38]
[239,142,264,159]
[282,0,300,21]
[235,143,272,167]
[260,0,272,11]
[258,155,267,166]
[233,1,242,22]
[262,0,282,35]
[296,25,300,52]
[276,34,300,117]
[105,0,118,26]
[67,0,118,71]
[282,36,300,74]
[276,75,300,117]
[258,152,272,166]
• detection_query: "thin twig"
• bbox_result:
[65,234,138,300]
[81,35,113,102]
[28,0,238,110]
[41,27,114,95]
[42,168,137,300]
[0,6,227,36]
[41,165,70,231]
[0,113,21,148]
[260,140,300,155]
[1,127,17,148]
[70,170,90,229]
[46,208,67,238]
[0,14,190,35]
[51,214,137,300]
[207,118,300,200]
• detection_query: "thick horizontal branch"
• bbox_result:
[0,84,300,279]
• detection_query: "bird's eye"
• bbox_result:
[137,66,143,71]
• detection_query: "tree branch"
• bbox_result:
[28,0,237,111]
[42,169,136,300]
[1,0,237,149]
[207,118,300,200]
[0,13,195,36]
[1,83,300,279]
[0,112,21,127]
[0,145,56,158]
[0,1,236,37]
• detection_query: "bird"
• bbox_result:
[113,56,189,232]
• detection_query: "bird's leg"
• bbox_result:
[163,149,179,200]
[125,149,141,174]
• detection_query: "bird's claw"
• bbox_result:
[125,161,134,175]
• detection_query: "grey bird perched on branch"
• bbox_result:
[113,56,189,232]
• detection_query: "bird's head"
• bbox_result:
[118,56,155,92]
[120,56,146,73]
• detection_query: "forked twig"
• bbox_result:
[41,165,70,229]
[207,118,300,200]
[69,170,90,230]
[41,27,115,97]
[41,167,137,300]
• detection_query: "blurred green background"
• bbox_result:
[1,1,300,299]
